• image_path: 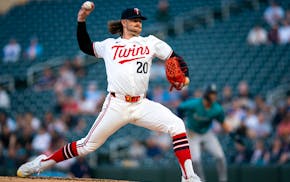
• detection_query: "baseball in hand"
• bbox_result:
[83,1,94,10]
[184,77,190,85]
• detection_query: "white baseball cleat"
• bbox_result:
[17,154,47,177]
[181,159,202,182]
[181,176,202,182]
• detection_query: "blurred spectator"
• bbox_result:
[24,112,40,132]
[179,88,191,102]
[25,37,43,61]
[255,95,273,123]
[272,102,286,130]
[128,140,146,160]
[5,147,18,174]
[150,60,166,81]
[73,84,83,101]
[54,92,66,114]
[43,111,55,131]
[150,85,168,104]
[268,24,280,44]
[0,86,10,110]
[72,118,87,137]
[246,109,271,139]
[278,137,290,165]
[85,82,104,104]
[253,112,272,139]
[238,81,252,99]
[237,81,254,109]
[78,95,97,114]
[255,95,268,114]
[0,121,18,173]
[278,20,290,44]
[16,122,33,150]
[264,1,285,27]
[145,137,163,160]
[69,157,92,178]
[50,114,69,134]
[230,142,252,165]
[221,85,233,111]
[71,55,86,77]
[193,88,203,98]
[247,25,268,45]
[62,95,79,115]
[250,140,267,165]
[149,131,171,152]
[244,107,259,137]
[156,0,170,22]
[224,99,246,131]
[149,86,179,108]
[0,123,16,150]
[14,114,26,131]
[277,109,290,139]
[31,124,51,153]
[0,111,17,132]
[286,10,290,24]
[43,112,69,135]
[166,89,181,110]
[0,142,4,165]
[264,137,283,164]
[82,82,105,113]
[2,38,21,63]
[54,65,76,93]
[287,95,290,109]
[34,68,56,91]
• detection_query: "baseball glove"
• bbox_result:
[165,56,187,91]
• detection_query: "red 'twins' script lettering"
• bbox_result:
[112,45,150,64]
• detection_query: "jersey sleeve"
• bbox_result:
[178,99,196,111]
[215,106,225,124]
[149,35,173,60]
[93,39,110,58]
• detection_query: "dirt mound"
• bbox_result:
[0,176,129,182]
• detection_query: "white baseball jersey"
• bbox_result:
[93,35,172,96]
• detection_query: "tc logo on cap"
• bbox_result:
[134,8,140,15]
[121,8,147,20]
[210,84,216,91]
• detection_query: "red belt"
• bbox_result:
[110,92,142,103]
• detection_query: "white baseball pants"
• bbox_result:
[76,94,186,156]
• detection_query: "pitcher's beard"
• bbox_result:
[129,27,142,36]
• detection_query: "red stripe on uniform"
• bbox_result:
[172,133,187,141]
[71,141,78,156]
[77,95,112,148]
[118,57,145,64]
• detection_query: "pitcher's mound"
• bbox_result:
[0,176,129,182]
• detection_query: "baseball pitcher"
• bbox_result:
[178,84,231,182]
[17,2,201,182]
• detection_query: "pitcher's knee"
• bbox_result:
[76,138,104,156]
[169,118,186,136]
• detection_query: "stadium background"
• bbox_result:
[0,0,290,181]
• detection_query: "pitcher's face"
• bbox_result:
[122,18,142,36]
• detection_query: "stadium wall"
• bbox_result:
[92,165,290,182]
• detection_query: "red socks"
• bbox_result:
[172,133,191,178]
[42,141,78,162]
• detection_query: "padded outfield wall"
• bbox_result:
[93,165,290,182]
